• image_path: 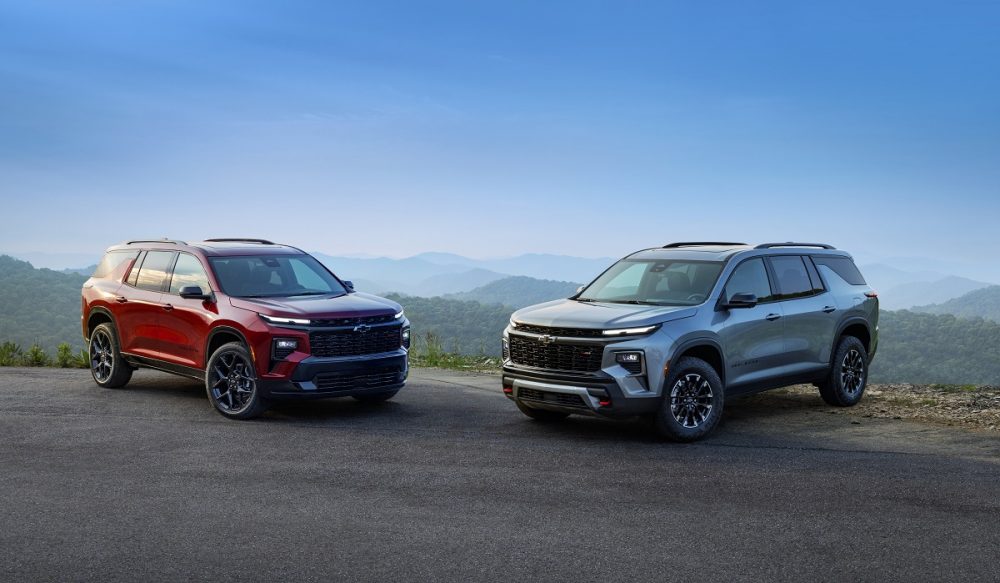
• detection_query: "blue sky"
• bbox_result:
[0,0,997,267]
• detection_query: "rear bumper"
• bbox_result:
[502,365,660,418]
[260,351,408,400]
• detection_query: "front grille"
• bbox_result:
[313,367,402,392]
[508,335,604,372]
[518,387,589,409]
[310,314,396,327]
[310,325,402,357]
[512,324,604,338]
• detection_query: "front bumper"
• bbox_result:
[502,364,660,418]
[259,351,408,400]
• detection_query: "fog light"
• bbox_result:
[615,351,644,375]
[272,338,298,360]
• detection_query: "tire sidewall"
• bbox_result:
[654,357,725,442]
[830,336,868,406]
[90,323,130,388]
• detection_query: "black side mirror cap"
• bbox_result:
[724,292,758,309]
[179,286,213,301]
[343,280,355,290]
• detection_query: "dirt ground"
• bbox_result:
[744,383,1000,433]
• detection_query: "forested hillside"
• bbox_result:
[912,286,1000,323]
[871,310,1000,385]
[0,255,87,353]
[384,293,510,356]
[444,276,581,309]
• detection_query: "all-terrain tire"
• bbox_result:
[653,357,725,442]
[89,322,133,389]
[818,336,868,407]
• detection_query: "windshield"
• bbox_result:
[209,254,348,298]
[576,259,724,306]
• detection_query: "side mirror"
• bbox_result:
[724,292,758,309]
[179,286,213,301]
[343,280,355,291]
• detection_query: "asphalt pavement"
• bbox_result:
[1,367,998,582]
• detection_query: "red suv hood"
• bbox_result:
[229,292,401,319]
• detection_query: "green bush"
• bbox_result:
[0,341,22,366]
[55,342,88,368]
[21,344,51,367]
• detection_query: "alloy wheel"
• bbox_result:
[89,330,114,383]
[670,373,714,428]
[841,348,866,395]
[209,351,257,413]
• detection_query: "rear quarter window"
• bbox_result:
[92,250,139,281]
[812,256,867,286]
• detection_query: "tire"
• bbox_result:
[515,399,570,422]
[352,389,400,404]
[89,323,133,389]
[653,357,724,442]
[818,336,868,407]
[205,342,268,420]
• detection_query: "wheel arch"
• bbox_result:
[205,326,251,363]
[85,307,117,340]
[670,338,726,386]
[834,318,872,357]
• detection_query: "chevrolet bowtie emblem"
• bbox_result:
[539,335,555,344]
[354,324,371,333]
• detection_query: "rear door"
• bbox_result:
[116,250,175,358]
[159,252,215,369]
[766,255,837,372]
[718,257,786,388]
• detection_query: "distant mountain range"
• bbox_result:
[912,285,1000,323]
[311,252,611,297]
[859,263,993,310]
[445,276,582,309]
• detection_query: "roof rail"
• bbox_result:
[754,242,836,250]
[663,242,747,248]
[126,239,186,245]
[203,238,275,245]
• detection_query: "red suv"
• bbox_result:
[81,238,410,419]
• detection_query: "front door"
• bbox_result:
[717,257,786,389]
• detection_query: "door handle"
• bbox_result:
[115,296,128,303]
[765,313,781,321]
[822,305,836,313]
[162,304,174,312]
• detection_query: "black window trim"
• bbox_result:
[765,254,827,302]
[127,250,178,293]
[719,256,778,306]
[165,251,212,296]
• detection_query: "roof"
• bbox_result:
[628,242,851,262]
[109,238,305,257]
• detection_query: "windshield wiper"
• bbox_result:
[575,297,597,302]
[286,291,331,297]
[607,299,666,306]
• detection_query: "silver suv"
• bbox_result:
[501,242,879,441]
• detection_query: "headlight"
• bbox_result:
[271,338,299,360]
[401,326,411,348]
[260,313,311,326]
[394,310,404,320]
[602,324,659,337]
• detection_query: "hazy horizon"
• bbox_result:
[2,1,997,270]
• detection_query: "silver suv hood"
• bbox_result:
[511,299,698,330]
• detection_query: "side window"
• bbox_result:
[169,254,211,295]
[812,256,867,286]
[92,250,139,281]
[803,256,825,293]
[126,251,145,287]
[724,258,774,303]
[769,256,813,299]
[134,251,176,292]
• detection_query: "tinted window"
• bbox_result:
[134,251,175,292]
[803,256,825,293]
[577,259,723,306]
[769,256,813,299]
[209,254,347,298]
[92,250,138,280]
[724,258,774,303]
[169,253,211,295]
[812,256,867,285]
